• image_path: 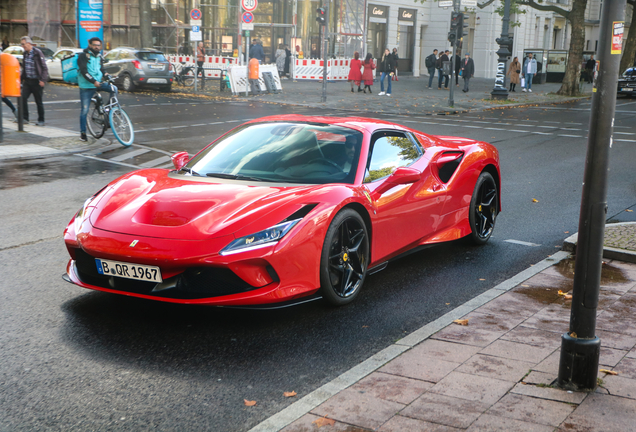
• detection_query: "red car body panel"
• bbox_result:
[63,115,500,306]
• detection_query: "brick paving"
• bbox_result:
[605,224,636,252]
[277,257,636,432]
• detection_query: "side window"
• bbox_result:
[104,51,119,61]
[364,133,421,183]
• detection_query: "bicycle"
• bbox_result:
[171,62,195,87]
[86,79,135,147]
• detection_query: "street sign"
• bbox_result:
[192,25,200,32]
[438,1,453,7]
[241,0,257,12]
[190,9,202,21]
[190,31,202,42]
[242,22,254,31]
[460,0,477,6]
[242,11,254,24]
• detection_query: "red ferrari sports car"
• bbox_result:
[63,115,500,307]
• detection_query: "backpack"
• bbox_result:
[61,53,80,84]
[425,54,435,69]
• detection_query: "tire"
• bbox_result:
[468,171,498,245]
[86,99,106,139]
[320,209,369,306]
[121,74,135,92]
[109,106,135,147]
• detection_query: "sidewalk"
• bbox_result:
[192,75,593,115]
[252,223,636,432]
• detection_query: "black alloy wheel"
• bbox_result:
[320,209,369,306]
[468,171,498,245]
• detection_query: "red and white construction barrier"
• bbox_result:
[292,58,376,81]
[166,55,237,78]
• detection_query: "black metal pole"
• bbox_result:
[17,96,24,132]
[491,0,511,100]
[321,2,329,103]
[557,0,626,391]
[449,0,459,108]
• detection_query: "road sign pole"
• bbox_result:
[557,0,626,392]
[246,30,250,97]
[321,2,329,103]
[449,0,459,107]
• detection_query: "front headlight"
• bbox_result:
[74,196,95,233]
[220,219,300,256]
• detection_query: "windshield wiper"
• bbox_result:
[179,167,202,176]
[206,172,264,181]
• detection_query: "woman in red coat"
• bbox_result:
[361,53,375,94]
[348,51,362,93]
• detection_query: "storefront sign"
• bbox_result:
[369,5,388,19]
[398,8,416,23]
[76,0,103,49]
[612,21,624,55]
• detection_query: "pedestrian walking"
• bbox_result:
[438,50,449,89]
[425,49,438,89]
[392,48,399,81]
[348,51,362,93]
[378,48,396,96]
[461,53,474,92]
[77,37,114,142]
[507,56,521,92]
[250,39,264,63]
[284,45,292,78]
[20,36,48,126]
[275,44,286,77]
[196,41,206,89]
[454,52,461,86]
[361,53,375,94]
[2,97,17,120]
[522,53,537,92]
[585,55,596,84]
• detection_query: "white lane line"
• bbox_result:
[615,139,636,142]
[191,123,207,127]
[140,155,171,168]
[484,127,505,130]
[160,103,173,105]
[504,239,541,247]
[145,103,158,106]
[42,99,80,104]
[558,128,581,131]
[544,121,560,124]
[558,134,583,138]
[209,121,224,124]
[462,125,482,128]
[128,104,144,107]
[531,132,553,135]
[565,122,583,125]
[537,126,556,129]
[150,127,170,131]
[508,129,530,133]
[225,120,240,123]
[171,125,188,129]
[110,148,151,162]
[614,132,635,135]
[75,154,139,169]
[516,124,535,127]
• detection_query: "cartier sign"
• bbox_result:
[369,5,388,18]
[399,8,416,22]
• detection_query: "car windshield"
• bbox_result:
[40,47,54,58]
[136,52,167,62]
[186,122,364,184]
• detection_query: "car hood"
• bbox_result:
[89,169,319,240]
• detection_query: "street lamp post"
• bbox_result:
[491,0,511,100]
[557,0,626,391]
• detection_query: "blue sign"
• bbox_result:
[192,25,200,32]
[76,0,104,49]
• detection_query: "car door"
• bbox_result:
[362,131,447,262]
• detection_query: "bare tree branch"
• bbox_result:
[478,0,496,8]
[516,0,570,18]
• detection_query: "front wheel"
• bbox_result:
[86,99,106,139]
[182,75,195,86]
[468,171,498,245]
[320,209,369,306]
[109,106,134,147]
[121,74,135,92]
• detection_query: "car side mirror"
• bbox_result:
[171,151,190,170]
[371,167,421,199]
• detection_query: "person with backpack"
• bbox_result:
[425,49,438,89]
[77,37,114,142]
[437,50,449,89]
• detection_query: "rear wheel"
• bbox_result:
[86,100,106,139]
[182,75,195,86]
[320,209,369,306]
[109,106,134,147]
[121,74,135,92]
[468,171,498,245]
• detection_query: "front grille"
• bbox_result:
[72,248,267,299]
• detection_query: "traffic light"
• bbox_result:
[458,13,469,38]
[448,31,456,44]
[316,7,326,25]
[450,12,460,33]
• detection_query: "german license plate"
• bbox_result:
[147,78,167,84]
[622,88,633,92]
[95,258,162,283]
[149,64,164,70]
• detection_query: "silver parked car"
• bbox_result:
[103,47,174,92]
[3,45,55,64]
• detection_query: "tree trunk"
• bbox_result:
[620,4,636,75]
[139,0,153,50]
[557,0,588,96]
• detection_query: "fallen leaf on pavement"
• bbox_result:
[244,399,256,406]
[564,294,572,300]
[532,199,539,203]
[627,209,634,212]
[479,278,486,281]
[313,417,336,427]
[453,319,469,326]
[558,290,566,296]
[283,391,297,398]
[600,369,618,375]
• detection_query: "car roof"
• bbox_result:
[247,115,404,133]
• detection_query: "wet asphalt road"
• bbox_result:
[1,84,636,431]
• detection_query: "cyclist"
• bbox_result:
[78,37,115,142]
